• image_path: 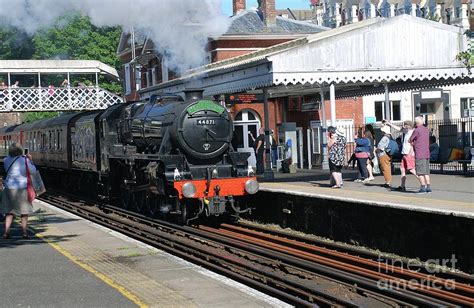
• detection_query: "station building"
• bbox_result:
[117,0,473,169]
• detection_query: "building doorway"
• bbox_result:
[233,109,261,167]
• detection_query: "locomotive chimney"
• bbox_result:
[183,89,204,102]
[259,0,276,27]
[233,0,246,15]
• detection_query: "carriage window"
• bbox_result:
[57,130,61,150]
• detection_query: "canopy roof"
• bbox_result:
[140,15,472,99]
[0,60,119,78]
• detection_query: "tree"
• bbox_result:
[0,27,35,60]
[32,15,122,94]
[455,30,473,73]
[22,112,61,123]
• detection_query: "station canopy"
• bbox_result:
[140,15,473,99]
[0,60,119,78]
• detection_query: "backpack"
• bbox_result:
[385,138,399,156]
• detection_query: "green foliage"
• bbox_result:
[22,112,60,123]
[32,15,122,95]
[456,33,473,74]
[0,27,35,60]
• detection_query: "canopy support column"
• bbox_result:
[329,83,336,126]
[263,88,274,181]
[384,83,391,121]
[320,86,329,170]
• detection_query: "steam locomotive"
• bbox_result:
[0,90,258,224]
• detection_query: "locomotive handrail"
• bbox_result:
[0,86,123,112]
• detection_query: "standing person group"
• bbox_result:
[384,120,417,191]
[375,117,432,193]
[1,143,37,239]
[327,126,347,188]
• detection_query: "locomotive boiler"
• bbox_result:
[0,89,258,224]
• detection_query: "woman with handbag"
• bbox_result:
[1,143,37,239]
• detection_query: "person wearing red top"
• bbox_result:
[409,116,431,193]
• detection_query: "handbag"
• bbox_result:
[25,157,46,202]
[25,158,36,202]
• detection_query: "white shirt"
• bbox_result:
[4,155,37,189]
[401,129,414,155]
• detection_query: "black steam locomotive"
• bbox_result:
[0,90,258,223]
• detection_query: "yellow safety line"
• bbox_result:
[34,231,148,308]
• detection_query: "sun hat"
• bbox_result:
[335,128,345,136]
[380,125,391,135]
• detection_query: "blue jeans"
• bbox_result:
[271,149,278,166]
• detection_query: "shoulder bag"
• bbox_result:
[25,157,46,202]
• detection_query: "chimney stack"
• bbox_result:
[260,0,276,27]
[233,0,246,15]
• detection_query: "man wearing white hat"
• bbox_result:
[376,125,393,187]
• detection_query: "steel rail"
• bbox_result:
[199,225,474,306]
[237,220,474,285]
[37,194,356,307]
[218,223,474,295]
[38,192,456,306]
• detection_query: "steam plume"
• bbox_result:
[0,0,230,72]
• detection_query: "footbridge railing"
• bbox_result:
[0,86,123,112]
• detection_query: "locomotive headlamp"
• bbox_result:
[182,182,197,198]
[211,168,218,178]
[244,179,259,195]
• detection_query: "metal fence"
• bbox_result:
[336,118,474,174]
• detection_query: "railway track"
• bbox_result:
[37,191,474,307]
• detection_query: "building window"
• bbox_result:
[375,101,401,121]
[461,97,474,117]
[420,102,435,114]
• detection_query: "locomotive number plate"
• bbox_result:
[197,119,216,125]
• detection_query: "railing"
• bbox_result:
[0,86,123,112]
[336,118,474,174]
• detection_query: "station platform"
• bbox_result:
[259,169,474,218]
[0,200,288,307]
[254,169,474,273]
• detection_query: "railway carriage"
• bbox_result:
[0,89,258,224]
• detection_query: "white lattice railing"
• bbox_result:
[0,87,123,112]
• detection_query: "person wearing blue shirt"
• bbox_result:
[1,143,37,239]
[354,131,371,182]
[429,136,439,162]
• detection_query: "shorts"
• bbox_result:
[415,159,430,175]
[401,154,416,170]
[329,161,342,172]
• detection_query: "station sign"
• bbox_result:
[225,93,263,104]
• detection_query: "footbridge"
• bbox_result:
[0,60,123,112]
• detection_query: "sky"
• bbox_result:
[221,0,311,16]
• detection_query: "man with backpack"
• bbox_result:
[376,125,396,188]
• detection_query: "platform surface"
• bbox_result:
[0,201,289,307]
[259,169,474,219]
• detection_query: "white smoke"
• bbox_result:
[0,0,230,72]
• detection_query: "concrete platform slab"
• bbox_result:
[1,200,290,307]
[259,170,474,218]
